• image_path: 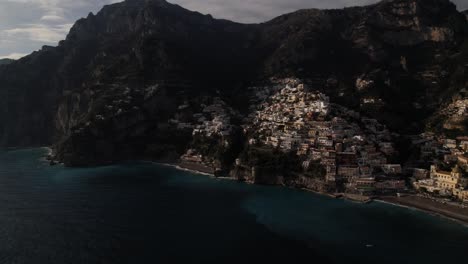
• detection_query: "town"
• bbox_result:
[167,78,468,205]
[244,78,404,197]
[411,133,468,201]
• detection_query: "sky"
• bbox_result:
[1,0,467,59]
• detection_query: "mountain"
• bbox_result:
[0,0,466,167]
[0,59,14,65]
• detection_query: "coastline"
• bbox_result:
[153,161,216,177]
[148,161,468,227]
[376,196,468,227]
[39,148,468,227]
[156,162,468,226]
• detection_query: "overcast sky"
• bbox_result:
[1,0,467,59]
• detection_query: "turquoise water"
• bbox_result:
[0,148,467,263]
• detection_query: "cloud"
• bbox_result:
[170,0,378,23]
[3,23,73,43]
[0,0,119,58]
[40,15,65,22]
[0,52,28,60]
[169,0,468,23]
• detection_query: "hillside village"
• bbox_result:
[158,78,468,204]
[411,133,468,201]
[242,79,404,195]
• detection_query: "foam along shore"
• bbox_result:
[377,195,468,226]
[41,147,53,155]
[155,161,468,226]
[153,162,215,177]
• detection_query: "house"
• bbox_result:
[457,155,468,166]
[359,165,373,177]
[321,157,336,166]
[413,179,439,193]
[325,165,337,182]
[457,136,468,151]
[310,149,322,161]
[337,166,360,179]
[430,165,467,191]
[453,189,468,201]
[322,150,336,158]
[181,149,203,163]
[444,139,457,149]
[297,143,310,156]
[317,137,333,147]
[381,164,402,175]
[337,152,357,165]
[346,176,376,194]
[375,179,406,191]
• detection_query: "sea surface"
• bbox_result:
[0,148,467,264]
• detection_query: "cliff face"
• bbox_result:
[0,59,14,66]
[0,0,257,148]
[0,0,466,165]
[0,47,64,146]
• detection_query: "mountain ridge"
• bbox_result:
[0,59,14,65]
[0,0,466,167]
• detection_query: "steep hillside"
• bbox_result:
[0,0,466,166]
[0,59,14,66]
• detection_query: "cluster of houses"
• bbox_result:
[442,99,468,119]
[170,97,238,168]
[160,78,468,203]
[245,79,406,195]
[169,97,236,138]
[412,134,468,202]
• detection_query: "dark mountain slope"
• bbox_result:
[0,0,466,165]
[256,0,467,131]
[0,59,14,65]
[0,0,258,146]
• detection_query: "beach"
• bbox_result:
[377,195,468,226]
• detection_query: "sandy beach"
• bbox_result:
[154,161,216,177]
[377,195,468,226]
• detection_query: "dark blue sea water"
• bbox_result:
[0,148,467,264]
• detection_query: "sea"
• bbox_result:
[0,148,467,264]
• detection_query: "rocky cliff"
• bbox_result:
[0,0,466,166]
[0,59,14,66]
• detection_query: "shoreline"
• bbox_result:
[149,161,468,227]
[153,161,216,177]
[156,162,468,226]
[38,148,468,227]
[375,196,468,227]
